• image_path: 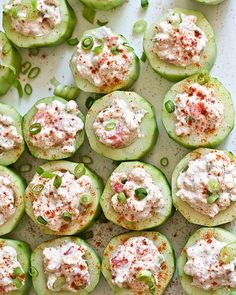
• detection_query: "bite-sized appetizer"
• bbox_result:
[193,0,226,5]
[0,31,21,96]
[102,231,175,295]
[2,0,76,48]
[70,27,140,93]
[25,161,103,235]
[0,166,25,236]
[172,148,236,226]
[178,227,236,295]
[0,238,31,294]
[85,91,158,161]
[31,236,101,294]
[162,72,234,148]
[0,102,25,166]
[143,8,216,82]
[101,161,173,230]
[79,0,125,10]
[23,97,85,160]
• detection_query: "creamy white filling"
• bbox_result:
[93,99,146,149]
[5,0,61,37]
[184,238,236,290]
[30,100,84,153]
[74,27,134,89]
[0,114,23,153]
[0,246,25,293]
[32,170,92,231]
[110,237,164,292]
[177,151,236,218]
[43,242,90,292]
[152,11,208,67]
[110,167,164,221]
[174,83,224,137]
[0,176,15,226]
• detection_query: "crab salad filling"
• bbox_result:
[93,99,147,149]
[110,236,165,292]
[152,10,208,67]
[174,83,224,137]
[74,26,134,89]
[43,242,90,292]
[177,150,236,218]
[110,167,164,222]
[0,176,16,226]
[29,100,84,153]
[184,237,236,290]
[32,170,93,231]
[4,0,61,37]
[0,245,25,293]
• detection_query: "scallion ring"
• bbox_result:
[105,120,116,131]
[207,194,220,204]
[28,67,40,79]
[97,19,109,26]
[85,96,95,109]
[80,194,91,206]
[29,123,41,135]
[53,276,66,290]
[117,192,127,204]
[13,267,24,277]
[32,184,44,193]
[93,45,103,55]
[197,71,210,85]
[135,187,148,200]
[111,46,119,55]
[50,78,80,101]
[62,212,72,222]
[141,0,149,8]
[36,166,44,175]
[24,83,32,95]
[82,5,96,24]
[41,171,55,179]
[19,163,32,173]
[133,19,147,34]
[21,61,32,74]
[160,157,169,167]
[12,278,23,289]
[53,174,62,189]
[82,36,94,50]
[165,100,175,113]
[136,270,155,295]
[74,163,86,178]
[37,216,47,225]
[67,38,79,46]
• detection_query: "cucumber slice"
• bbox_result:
[172,148,236,226]
[178,227,236,295]
[0,166,26,236]
[70,28,140,93]
[31,236,101,295]
[193,0,225,5]
[0,102,25,166]
[102,231,175,295]
[25,160,103,235]
[85,91,158,161]
[0,32,21,96]
[79,0,125,10]
[162,74,234,148]
[100,161,173,230]
[143,8,216,82]
[0,238,31,295]
[2,0,76,48]
[22,96,85,160]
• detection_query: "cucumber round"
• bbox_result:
[100,161,173,230]
[70,28,140,93]
[193,0,225,5]
[22,96,85,160]
[25,160,103,235]
[85,91,158,161]
[102,231,175,295]
[143,8,216,82]
[0,166,26,236]
[79,0,125,10]
[2,0,76,48]
[162,73,234,148]
[178,227,236,295]
[31,236,101,295]
[0,31,21,96]
[0,238,31,295]
[172,148,236,226]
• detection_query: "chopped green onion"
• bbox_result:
[80,194,91,206]
[29,266,38,278]
[133,19,147,34]
[121,178,127,184]
[53,175,62,189]
[207,178,220,193]
[165,100,175,113]
[97,19,109,26]
[111,46,120,55]
[41,171,55,179]
[136,270,155,295]
[141,52,147,62]
[21,61,32,74]
[135,187,148,200]
[50,78,80,101]
[197,71,210,85]
[82,155,93,165]
[105,120,116,131]
[82,5,96,24]
[79,230,94,240]
[32,184,44,193]
[29,123,41,135]
[93,45,103,55]
[85,96,95,109]
[29,48,40,56]
[28,67,40,79]
[219,243,236,264]
[74,163,86,178]
[82,36,94,50]
[12,278,23,289]
[36,166,44,175]
[207,194,220,204]
[160,157,169,167]
[13,267,24,277]
[13,80,23,98]
[19,163,32,173]
[24,83,32,95]
[53,276,66,290]
[37,216,47,225]
[67,38,79,46]
[141,0,149,8]
[62,212,72,221]
[117,192,127,204]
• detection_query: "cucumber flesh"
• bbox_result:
[79,0,125,10]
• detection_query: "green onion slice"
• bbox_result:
[165,100,175,113]
[29,48,40,56]
[160,157,169,167]
[41,171,55,179]
[133,19,147,34]
[29,266,38,278]
[29,123,41,135]
[111,46,119,55]
[93,45,103,55]
[37,216,47,225]
[207,194,220,204]
[50,77,80,101]
[105,120,116,131]
[141,0,149,8]
[19,163,32,173]
[21,61,32,74]
[74,163,86,178]
[13,80,23,98]
[197,71,210,85]
[207,178,220,193]
[36,166,44,175]
[13,267,24,277]
[135,187,148,200]
[85,96,95,109]
[81,36,94,50]
[12,278,23,289]
[32,184,44,193]
[136,270,155,295]
[62,212,72,221]
[53,175,62,189]
[67,38,79,46]
[219,242,236,264]
[53,276,66,291]
[28,67,40,79]
[24,83,32,95]
[97,19,109,26]
[117,192,127,204]
[80,194,91,206]
[82,5,96,24]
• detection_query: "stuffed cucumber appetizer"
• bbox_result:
[162,72,234,148]
[143,8,216,82]
[102,231,175,295]
[23,97,85,160]
[0,166,26,236]
[79,0,125,10]
[70,26,140,93]
[85,91,158,161]
[2,0,76,48]
[172,148,236,226]
[31,236,101,294]
[0,103,25,166]
[0,32,21,96]
[100,161,172,230]
[25,161,103,235]
[178,227,236,295]
[0,238,31,294]
[193,0,225,5]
